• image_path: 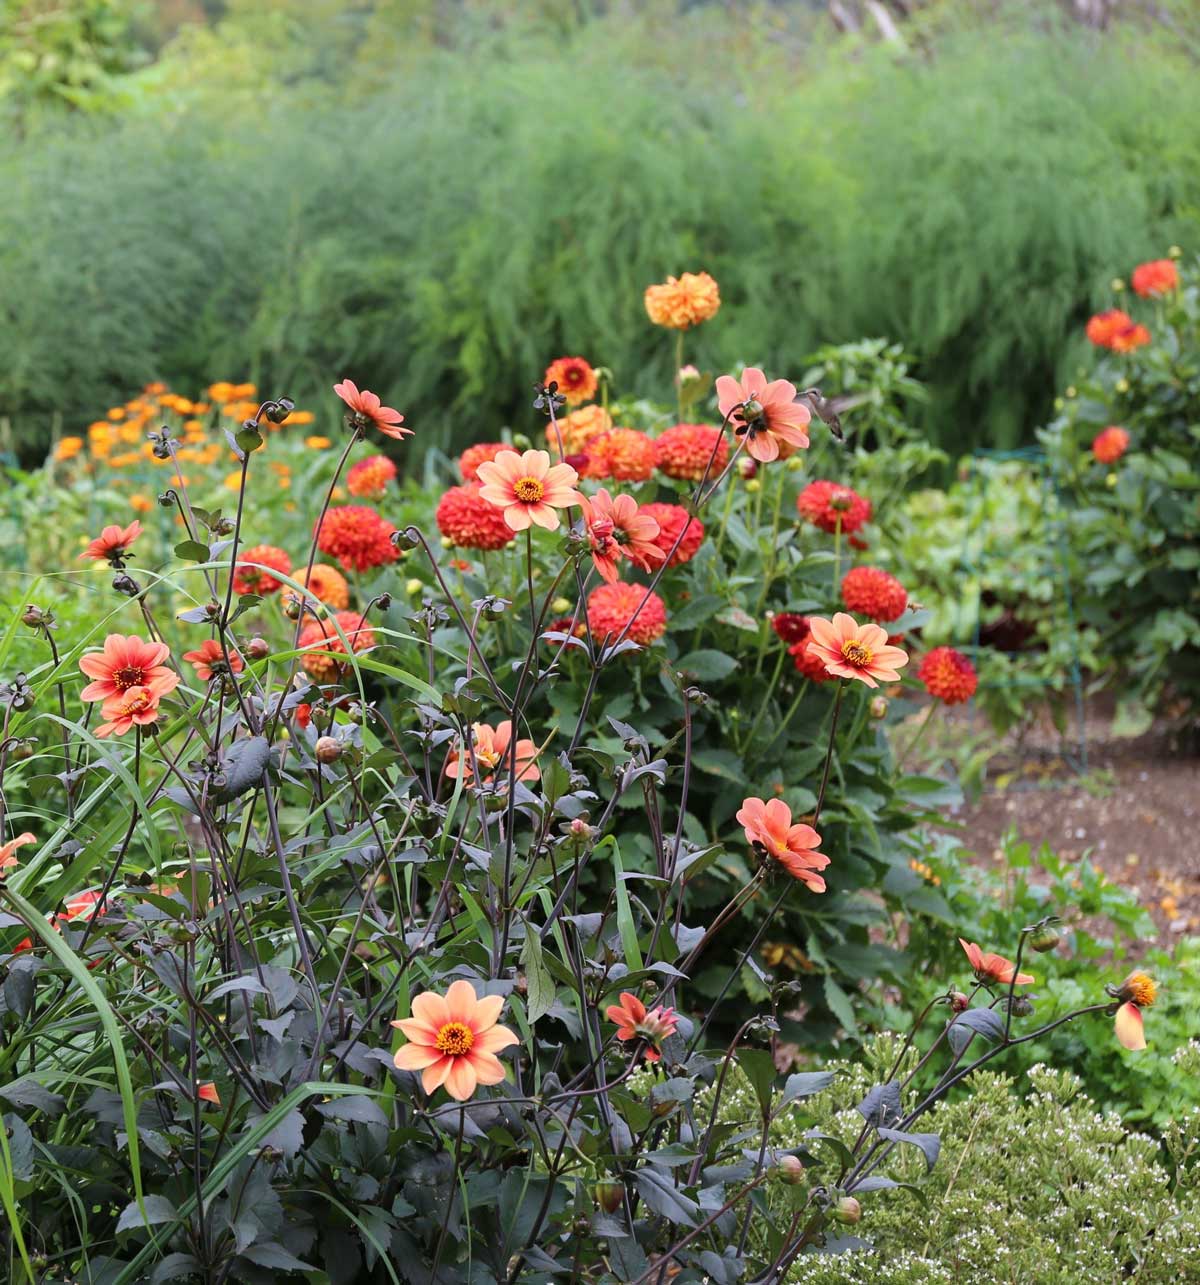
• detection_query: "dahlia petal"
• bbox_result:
[746,433,779,463]
[470,1052,507,1085]
[740,368,767,397]
[444,978,480,1023]
[520,449,549,476]
[444,1057,479,1101]
[411,990,451,1028]
[503,505,533,531]
[1114,1002,1146,1050]
[475,1023,519,1053]
[762,797,792,836]
[526,504,561,530]
[394,1042,442,1071]
[786,823,821,851]
[763,377,798,405]
[392,1015,440,1043]
[421,1057,454,1093]
[715,375,743,416]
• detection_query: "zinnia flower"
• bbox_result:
[578,490,665,584]
[182,639,244,682]
[333,379,410,440]
[1111,321,1151,352]
[95,685,163,738]
[391,979,519,1100]
[547,405,612,456]
[475,449,580,532]
[1131,259,1178,298]
[959,939,1034,986]
[780,619,833,684]
[436,484,515,551]
[232,545,292,595]
[643,272,720,329]
[544,356,599,407]
[604,992,679,1062]
[1092,426,1130,464]
[770,612,809,644]
[797,481,872,535]
[736,797,830,892]
[654,423,729,482]
[918,646,978,704]
[315,505,399,573]
[806,613,908,687]
[1086,309,1131,348]
[298,611,376,682]
[1109,971,1156,1050]
[584,428,657,481]
[841,567,908,623]
[293,563,351,610]
[459,442,510,482]
[445,720,540,787]
[716,368,811,464]
[588,582,668,646]
[639,503,704,567]
[347,454,398,498]
[0,832,36,871]
[79,635,180,704]
[80,519,143,566]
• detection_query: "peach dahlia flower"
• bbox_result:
[805,613,908,688]
[475,449,580,532]
[716,367,811,464]
[446,720,540,787]
[79,635,180,704]
[736,797,830,892]
[959,939,1034,986]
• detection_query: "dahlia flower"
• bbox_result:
[1091,426,1130,464]
[737,797,830,892]
[547,405,612,456]
[347,454,398,498]
[578,489,665,584]
[445,720,540,787]
[841,566,908,623]
[182,639,244,682]
[1109,971,1156,1050]
[436,484,514,551]
[584,428,656,482]
[639,502,704,568]
[543,356,599,407]
[643,272,720,329]
[79,635,180,704]
[459,442,509,482]
[0,832,36,871]
[797,481,871,535]
[333,379,410,440]
[80,519,142,566]
[298,611,376,682]
[805,613,908,688]
[918,646,978,705]
[293,563,351,610]
[95,686,163,738]
[605,992,678,1062]
[475,449,580,532]
[716,367,811,463]
[959,939,1034,986]
[1131,259,1178,298]
[315,505,399,573]
[654,423,729,482]
[587,582,668,646]
[232,545,292,595]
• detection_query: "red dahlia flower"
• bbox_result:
[232,544,291,595]
[543,356,599,407]
[959,938,1034,986]
[737,797,830,892]
[578,489,665,584]
[79,634,180,704]
[1130,259,1178,298]
[298,610,376,682]
[1091,426,1130,464]
[459,442,509,482]
[605,992,679,1062]
[436,484,515,551]
[841,566,908,623]
[587,582,667,646]
[584,428,657,481]
[654,424,729,482]
[769,612,810,644]
[639,503,704,567]
[182,639,244,682]
[347,454,398,498]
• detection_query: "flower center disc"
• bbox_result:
[513,477,545,503]
[842,641,873,668]
[114,665,146,690]
[434,1021,475,1056]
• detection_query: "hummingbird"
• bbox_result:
[799,387,866,443]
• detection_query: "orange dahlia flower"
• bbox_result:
[1091,426,1130,464]
[805,614,908,688]
[79,635,180,704]
[841,567,907,623]
[639,502,704,568]
[654,423,729,482]
[1131,259,1178,298]
[95,686,164,738]
[333,378,410,441]
[197,1082,221,1106]
[315,505,399,573]
[587,582,668,646]
[716,368,811,464]
[436,484,514,551]
[544,356,599,407]
[232,545,291,595]
[459,441,510,482]
[959,938,1034,986]
[737,797,830,892]
[918,646,978,705]
[643,271,720,330]
[1110,971,1156,1050]
[392,979,519,1100]
[80,519,143,565]
[797,481,872,535]
[584,428,657,482]
[605,992,679,1062]
[182,639,244,682]
[347,454,398,498]
[293,563,351,610]
[578,489,665,584]
[298,610,376,682]
[475,449,580,532]
[446,720,540,787]
[0,832,36,871]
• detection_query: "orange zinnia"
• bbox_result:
[959,939,1034,986]
[475,449,580,532]
[1109,971,1156,1050]
[604,992,679,1062]
[643,272,720,329]
[445,721,540,787]
[544,356,599,407]
[392,979,519,1100]
[736,797,830,892]
[79,635,180,704]
[79,519,143,565]
[805,614,908,688]
[716,367,811,464]
[577,489,665,584]
[333,378,411,441]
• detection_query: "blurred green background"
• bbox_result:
[2,0,1199,460]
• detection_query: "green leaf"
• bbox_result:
[174,540,211,563]
[823,976,859,1036]
[737,1048,777,1117]
[607,840,643,972]
[520,929,556,1023]
[116,1194,178,1236]
[676,649,738,682]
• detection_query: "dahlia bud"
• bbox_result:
[315,736,342,764]
[246,636,270,661]
[869,696,888,720]
[950,991,969,1013]
[111,572,140,597]
[1106,473,1118,489]
[376,593,392,611]
[774,1155,805,1185]
[833,1196,861,1225]
[391,528,421,552]
[264,396,294,425]
[1053,398,1065,412]
[1115,378,1130,394]
[738,456,757,480]
[1169,245,1183,259]
[740,397,764,423]
[1065,386,1077,399]
[1009,994,1035,1018]
[440,536,453,549]
[10,738,36,761]
[1110,278,1125,293]
[786,455,804,472]
[1027,923,1061,953]
[405,578,423,596]
[551,596,572,614]
[310,703,333,731]
[745,478,761,493]
[282,592,303,620]
[593,1180,624,1214]
[22,605,51,630]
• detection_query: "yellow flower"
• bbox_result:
[106,407,126,421]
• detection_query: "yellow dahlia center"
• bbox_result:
[842,640,873,668]
[114,665,146,690]
[1124,972,1156,1007]
[434,1021,475,1056]
[513,476,545,503]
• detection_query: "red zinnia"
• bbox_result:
[584,429,657,482]
[1091,426,1130,464]
[797,481,872,535]
[918,646,978,705]
[587,582,668,646]
[436,484,515,551]
[80,519,143,565]
[639,503,704,567]
[1086,309,1131,348]
[315,505,399,573]
[543,356,599,407]
[654,423,729,482]
[459,442,509,482]
[298,610,377,682]
[841,566,908,623]
[770,612,809,644]
[1131,259,1178,298]
[333,379,410,440]
[232,544,291,595]
[347,454,398,498]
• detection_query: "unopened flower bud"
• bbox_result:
[440,536,453,549]
[22,605,51,629]
[745,477,761,493]
[950,991,969,1013]
[1065,386,1077,399]
[111,572,140,597]
[1168,245,1182,259]
[738,456,758,480]
[1009,994,1035,1018]
[315,736,342,764]
[1106,473,1118,489]
[1027,923,1060,953]
[869,696,888,720]
[833,1196,861,1225]
[740,397,764,423]
[1115,377,1130,394]
[405,578,423,596]
[282,592,303,620]
[10,738,36,761]
[376,592,391,611]
[593,1180,624,1214]
[1111,278,1125,293]
[551,596,572,615]
[774,1155,805,1185]
[310,703,333,731]
[1053,397,1065,412]
[786,455,804,472]
[391,528,421,552]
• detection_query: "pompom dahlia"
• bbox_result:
[654,423,729,482]
[841,566,908,623]
[789,634,833,684]
[347,454,398,498]
[543,356,598,407]
[805,613,908,688]
[1085,309,1150,352]
[917,646,978,705]
[643,271,720,329]
[315,505,399,573]
[737,797,830,892]
[587,582,667,646]
[232,544,292,595]
[769,612,809,644]
[298,610,376,682]
[1131,259,1178,298]
[716,367,811,464]
[796,480,871,535]
[1091,426,1130,464]
[584,428,656,481]
[639,502,704,567]
[293,563,351,610]
[459,442,509,482]
[437,484,514,551]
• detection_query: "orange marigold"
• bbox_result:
[584,428,656,481]
[314,505,399,573]
[797,481,872,535]
[232,545,291,595]
[543,356,599,407]
[294,563,351,610]
[841,566,908,623]
[1091,426,1130,464]
[587,582,667,646]
[917,646,978,705]
[644,271,720,329]
[298,610,377,682]
[436,484,515,551]
[459,442,509,482]
[347,454,398,498]
[654,423,729,482]
[639,502,704,567]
